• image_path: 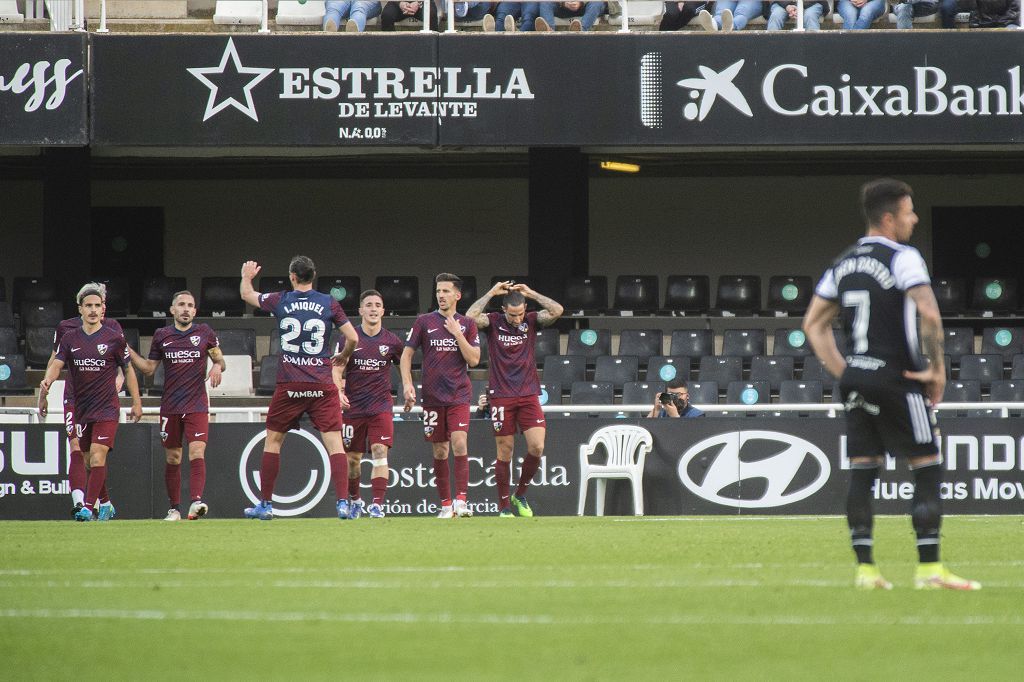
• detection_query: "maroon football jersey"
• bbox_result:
[149,323,219,414]
[341,326,403,418]
[405,311,478,407]
[55,317,124,407]
[56,325,129,424]
[485,311,540,398]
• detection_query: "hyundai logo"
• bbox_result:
[677,431,831,508]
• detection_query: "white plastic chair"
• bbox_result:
[207,355,253,397]
[45,380,65,424]
[276,0,325,25]
[214,0,262,25]
[0,1,25,22]
[577,424,652,516]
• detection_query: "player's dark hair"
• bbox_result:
[289,255,316,284]
[171,290,195,304]
[860,178,913,227]
[435,273,463,292]
[503,291,526,308]
[667,379,689,390]
[359,289,383,303]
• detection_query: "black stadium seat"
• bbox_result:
[542,355,586,389]
[767,275,813,315]
[726,381,771,405]
[256,355,278,396]
[698,355,742,386]
[958,354,1003,388]
[1013,354,1024,380]
[0,302,13,328]
[376,276,419,315]
[646,355,691,383]
[200,277,244,316]
[722,329,766,360]
[0,328,18,355]
[801,356,831,383]
[715,275,761,315]
[688,381,719,405]
[566,328,611,363]
[0,278,5,301]
[562,275,608,315]
[570,381,614,406]
[662,275,709,315]
[943,327,975,365]
[455,276,477,314]
[750,355,795,392]
[534,328,561,365]
[122,327,140,352]
[215,328,257,361]
[316,275,360,314]
[13,276,59,310]
[971,276,1018,314]
[617,329,662,366]
[254,275,290,316]
[139,276,187,317]
[943,380,980,403]
[593,355,638,388]
[539,382,562,405]
[670,329,713,358]
[989,380,1024,403]
[622,381,665,407]
[779,380,823,404]
[20,301,63,328]
[612,275,658,314]
[772,328,813,361]
[932,277,967,316]
[0,354,33,395]
[24,327,55,368]
[98,277,131,318]
[981,327,1024,361]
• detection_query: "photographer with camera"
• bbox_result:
[647,379,704,419]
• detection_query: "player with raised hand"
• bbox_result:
[239,256,358,521]
[128,290,224,521]
[400,273,481,519]
[333,290,403,519]
[466,280,563,517]
[39,285,143,522]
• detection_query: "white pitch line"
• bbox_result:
[1,608,1022,627]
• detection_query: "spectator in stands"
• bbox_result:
[323,0,382,31]
[836,0,888,29]
[765,0,829,29]
[522,0,607,31]
[381,0,440,30]
[491,2,525,30]
[697,0,761,31]
[646,379,704,418]
[658,1,708,30]
[969,0,1020,27]
[891,0,958,28]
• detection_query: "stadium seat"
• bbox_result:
[0,302,13,328]
[316,275,360,314]
[13,276,59,310]
[943,380,981,403]
[722,329,766,360]
[980,327,1024,361]
[577,424,652,516]
[688,381,719,405]
[567,328,611,363]
[256,355,278,396]
[455,276,477,314]
[562,275,608,315]
[375,276,419,315]
[253,275,290,316]
[534,328,561,365]
[139,276,187,317]
[570,381,615,406]
[698,355,742,386]
[207,355,253,396]
[932,277,967,316]
[943,327,975,365]
[726,381,771,405]
[670,329,713,358]
[971,276,1018,314]
[779,380,824,404]
[617,329,662,366]
[20,301,63,328]
[958,354,1003,388]
[122,327,140,353]
[213,0,262,24]
[622,381,665,408]
[749,355,795,392]
[715,275,761,316]
[989,380,1024,403]
[766,276,813,316]
[200,277,244,316]
[772,328,813,361]
[661,275,709,315]
[1013,354,1024,380]
[149,363,165,396]
[594,355,639,388]
[0,328,17,355]
[605,0,664,26]
[42,379,64,422]
[92,277,130,318]
[215,328,257,361]
[0,354,32,395]
[612,275,658,314]
[801,356,832,383]
[0,278,5,302]
[538,382,562,405]
[275,0,326,24]
[542,355,586,389]
[24,327,55,368]
[646,355,691,383]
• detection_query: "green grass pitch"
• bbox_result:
[2,515,1022,679]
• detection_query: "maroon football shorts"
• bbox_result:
[344,412,394,453]
[79,420,119,452]
[266,382,344,433]
[160,411,210,449]
[421,404,471,443]
[488,395,546,437]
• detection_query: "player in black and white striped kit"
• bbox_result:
[803,178,980,592]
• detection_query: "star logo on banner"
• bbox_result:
[676,60,752,122]
[187,38,274,122]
